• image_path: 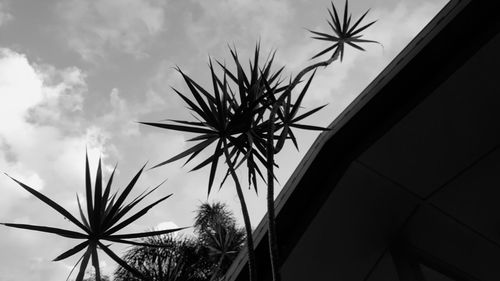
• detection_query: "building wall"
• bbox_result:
[280,28,500,281]
[280,162,417,281]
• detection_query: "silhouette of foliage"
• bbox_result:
[114,235,211,281]
[308,0,378,61]
[141,44,285,195]
[195,202,245,280]
[1,152,183,281]
[139,1,378,281]
[140,44,286,281]
[114,202,244,281]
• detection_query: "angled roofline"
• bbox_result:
[225,0,500,280]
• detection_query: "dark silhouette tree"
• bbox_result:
[0,1,378,281]
[139,46,283,281]
[194,202,245,280]
[114,202,244,281]
[114,234,212,281]
[139,1,378,281]
[1,152,183,281]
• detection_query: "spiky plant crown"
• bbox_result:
[2,152,183,281]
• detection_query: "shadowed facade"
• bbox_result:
[225,1,500,280]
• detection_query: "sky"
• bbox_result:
[0,0,448,280]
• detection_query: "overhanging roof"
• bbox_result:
[226,1,500,280]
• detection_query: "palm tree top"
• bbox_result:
[141,43,330,196]
[1,151,184,281]
[140,44,286,195]
[308,0,378,61]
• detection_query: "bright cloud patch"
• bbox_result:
[0,2,13,27]
[0,48,106,214]
[156,221,180,237]
[57,0,167,61]
[0,49,47,214]
[0,47,116,280]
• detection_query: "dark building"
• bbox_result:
[225,1,500,280]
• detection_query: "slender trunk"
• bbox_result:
[284,50,340,100]
[209,255,225,281]
[222,139,257,281]
[266,105,281,281]
[91,243,101,281]
[262,51,340,281]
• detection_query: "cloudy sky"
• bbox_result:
[0,0,447,280]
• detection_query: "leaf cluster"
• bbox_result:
[115,202,245,281]
[114,235,212,281]
[141,44,327,195]
[2,152,183,281]
[309,0,378,61]
[195,203,245,280]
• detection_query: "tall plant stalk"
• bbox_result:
[266,104,280,281]
[261,1,378,280]
[264,50,340,281]
[223,138,257,281]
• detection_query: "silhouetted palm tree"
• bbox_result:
[140,2,378,281]
[114,234,212,281]
[195,202,245,281]
[1,152,182,281]
[140,45,283,281]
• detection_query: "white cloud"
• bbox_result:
[143,59,184,111]
[0,48,97,281]
[27,65,87,130]
[0,2,13,27]
[57,0,167,61]
[0,49,45,214]
[102,88,141,136]
[0,48,112,214]
[156,220,179,230]
[187,0,293,53]
[0,48,128,281]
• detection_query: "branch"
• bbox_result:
[286,49,340,96]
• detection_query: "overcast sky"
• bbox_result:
[0,0,447,280]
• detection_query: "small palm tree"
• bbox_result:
[114,234,212,281]
[1,152,183,281]
[195,202,245,281]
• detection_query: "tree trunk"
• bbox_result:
[222,139,257,281]
[266,106,281,281]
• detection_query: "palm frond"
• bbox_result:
[142,44,285,194]
[1,152,181,281]
[309,0,378,61]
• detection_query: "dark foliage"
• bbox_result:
[114,235,212,281]
[114,202,244,281]
[1,152,183,281]
[308,0,378,61]
[195,202,245,280]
